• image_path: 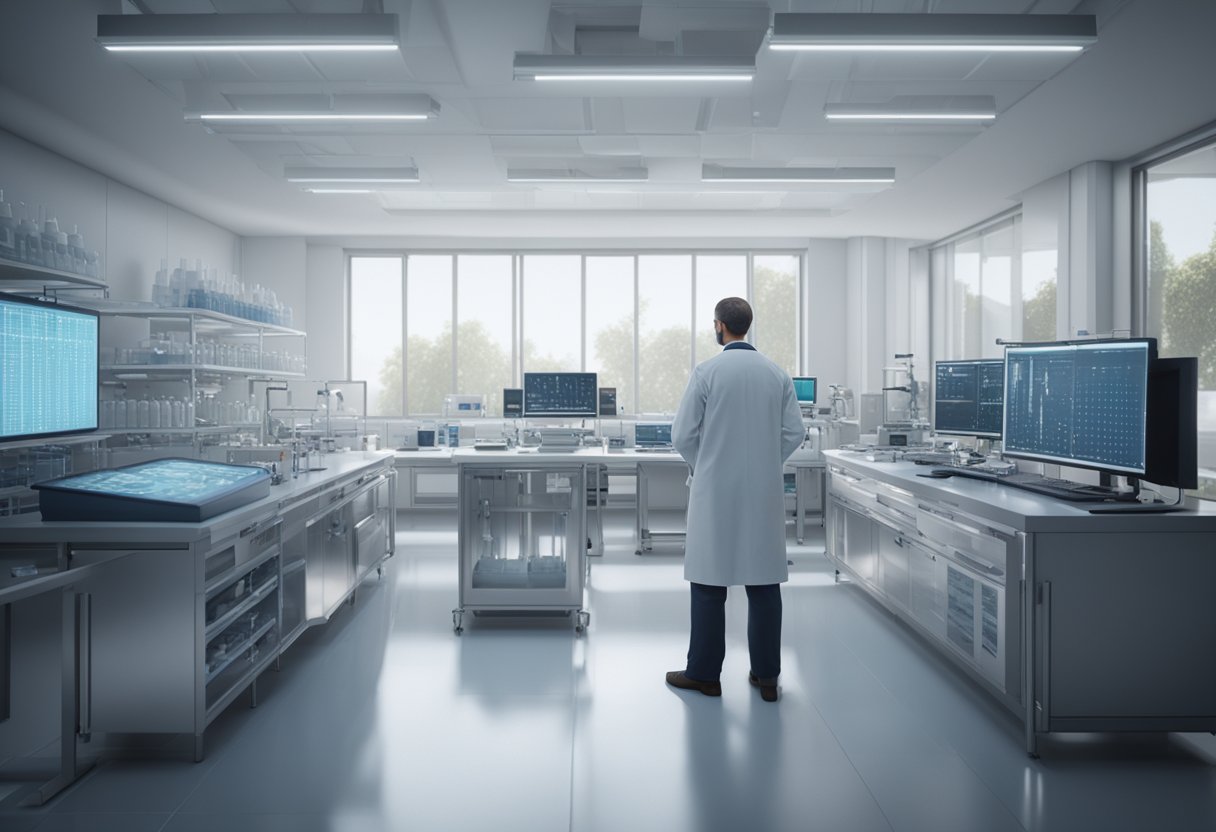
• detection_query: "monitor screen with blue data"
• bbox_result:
[0,293,98,442]
[1003,340,1152,476]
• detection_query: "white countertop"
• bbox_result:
[824,449,1216,533]
[0,451,395,544]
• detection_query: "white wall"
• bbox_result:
[0,128,238,303]
[804,239,848,388]
[305,244,347,380]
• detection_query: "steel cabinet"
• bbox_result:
[454,464,589,633]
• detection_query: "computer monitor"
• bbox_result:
[502,388,523,417]
[1003,339,1155,476]
[933,359,1004,438]
[0,293,98,442]
[523,372,598,418]
[792,377,817,404]
[1144,357,1198,489]
[635,423,673,447]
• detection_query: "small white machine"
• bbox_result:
[443,394,486,418]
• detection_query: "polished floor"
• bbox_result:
[3,508,1216,832]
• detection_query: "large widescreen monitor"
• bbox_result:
[523,372,598,418]
[792,377,817,404]
[1003,340,1154,476]
[933,359,1004,438]
[0,293,99,442]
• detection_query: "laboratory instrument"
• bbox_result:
[634,423,674,450]
[443,393,486,418]
[34,458,271,521]
[523,372,598,418]
[933,359,1004,438]
[792,377,817,415]
[882,353,924,426]
[502,388,523,417]
[0,292,98,442]
[598,387,617,417]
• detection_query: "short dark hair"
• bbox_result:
[714,297,752,336]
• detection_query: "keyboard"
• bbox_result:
[933,468,1134,503]
[903,451,959,465]
[473,441,508,451]
[634,446,674,453]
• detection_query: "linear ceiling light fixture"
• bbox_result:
[824,96,997,122]
[304,189,378,194]
[702,165,895,185]
[513,54,753,82]
[285,167,420,184]
[769,13,1096,53]
[507,167,649,183]
[187,94,438,124]
[97,13,400,52]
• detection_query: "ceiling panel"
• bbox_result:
[490,135,585,156]
[622,98,703,134]
[303,51,415,83]
[473,98,588,131]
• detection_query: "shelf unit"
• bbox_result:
[0,254,108,292]
[87,304,306,449]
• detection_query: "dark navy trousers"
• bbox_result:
[685,582,782,684]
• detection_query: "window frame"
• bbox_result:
[347,249,806,417]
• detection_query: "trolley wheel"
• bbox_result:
[575,610,591,633]
[634,549,643,556]
[834,569,840,584]
[452,609,465,634]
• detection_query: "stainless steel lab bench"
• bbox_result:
[0,451,395,761]
[823,449,1216,756]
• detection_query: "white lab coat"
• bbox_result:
[671,344,805,587]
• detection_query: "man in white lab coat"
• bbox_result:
[665,297,805,702]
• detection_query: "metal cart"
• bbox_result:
[454,461,589,634]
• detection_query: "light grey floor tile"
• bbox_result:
[2,511,1214,832]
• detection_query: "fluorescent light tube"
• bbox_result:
[304,189,376,194]
[187,94,438,124]
[514,54,754,82]
[702,165,895,185]
[97,13,400,52]
[197,113,428,122]
[769,13,1096,53]
[824,96,997,122]
[285,166,420,184]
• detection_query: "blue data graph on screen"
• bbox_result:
[792,377,816,403]
[1003,341,1149,475]
[0,295,98,441]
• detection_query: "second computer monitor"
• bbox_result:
[1003,340,1153,476]
[933,359,1004,438]
[523,372,598,418]
[635,423,673,448]
[792,377,817,404]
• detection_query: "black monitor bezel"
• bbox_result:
[522,372,599,418]
[1000,338,1157,476]
[792,376,817,405]
[932,358,1005,439]
[0,292,100,443]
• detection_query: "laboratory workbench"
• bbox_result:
[0,451,396,762]
[823,450,1216,757]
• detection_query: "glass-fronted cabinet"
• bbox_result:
[455,465,589,633]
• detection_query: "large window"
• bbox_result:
[585,257,635,414]
[931,216,1027,361]
[638,255,692,414]
[752,254,799,375]
[350,251,803,416]
[349,257,403,417]
[1139,137,1216,497]
[406,255,453,416]
[456,256,513,414]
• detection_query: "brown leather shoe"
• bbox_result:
[666,670,722,697]
[749,672,779,702]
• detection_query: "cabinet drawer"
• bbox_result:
[916,508,1008,578]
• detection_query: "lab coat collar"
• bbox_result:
[722,341,756,351]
